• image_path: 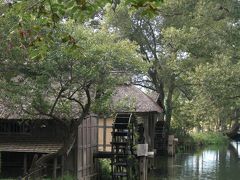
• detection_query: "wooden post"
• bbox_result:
[53,158,57,179]
[168,157,174,178]
[103,117,107,152]
[0,152,1,174]
[168,135,175,156]
[24,153,27,175]
[144,115,149,145]
[97,116,99,151]
[237,141,239,151]
[139,157,147,180]
[137,144,148,180]
[61,155,64,177]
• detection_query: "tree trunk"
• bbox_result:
[165,76,175,134]
[150,68,175,135]
[27,87,92,178]
[27,113,89,178]
[148,67,165,114]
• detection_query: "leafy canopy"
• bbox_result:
[0,1,147,120]
[104,0,240,133]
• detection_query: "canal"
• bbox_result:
[149,142,240,180]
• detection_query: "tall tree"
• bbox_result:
[0,0,146,172]
[162,0,240,131]
[104,0,240,133]
[105,2,182,133]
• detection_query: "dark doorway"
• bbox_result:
[1,152,24,178]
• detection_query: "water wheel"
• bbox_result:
[111,113,137,180]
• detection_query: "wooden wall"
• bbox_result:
[75,112,159,179]
[97,113,159,152]
[77,115,98,179]
[98,117,113,152]
[0,119,66,139]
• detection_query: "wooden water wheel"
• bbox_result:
[111,113,137,180]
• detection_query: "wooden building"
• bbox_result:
[0,102,98,179]
[0,84,163,179]
[98,84,163,153]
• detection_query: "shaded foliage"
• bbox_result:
[104,0,240,134]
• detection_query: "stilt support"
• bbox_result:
[24,153,27,175]
[53,157,57,179]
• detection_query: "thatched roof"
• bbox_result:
[148,91,160,102]
[0,96,83,120]
[0,100,24,119]
[0,84,162,119]
[112,84,162,113]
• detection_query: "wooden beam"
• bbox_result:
[103,117,107,152]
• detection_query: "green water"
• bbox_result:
[149,142,240,180]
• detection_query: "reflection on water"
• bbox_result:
[149,142,240,180]
[230,141,240,158]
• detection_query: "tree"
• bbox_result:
[1,0,163,23]
[0,0,146,173]
[161,0,240,132]
[104,2,184,133]
[104,0,240,134]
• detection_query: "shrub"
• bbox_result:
[98,159,111,180]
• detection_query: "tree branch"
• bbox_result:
[50,87,66,115]
[133,83,157,91]
[146,21,157,55]
[61,94,85,112]
[177,87,192,100]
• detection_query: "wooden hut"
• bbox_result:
[0,102,98,179]
[98,84,163,153]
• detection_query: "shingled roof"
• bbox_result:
[112,84,162,113]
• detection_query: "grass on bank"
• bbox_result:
[176,131,229,152]
[191,132,229,146]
